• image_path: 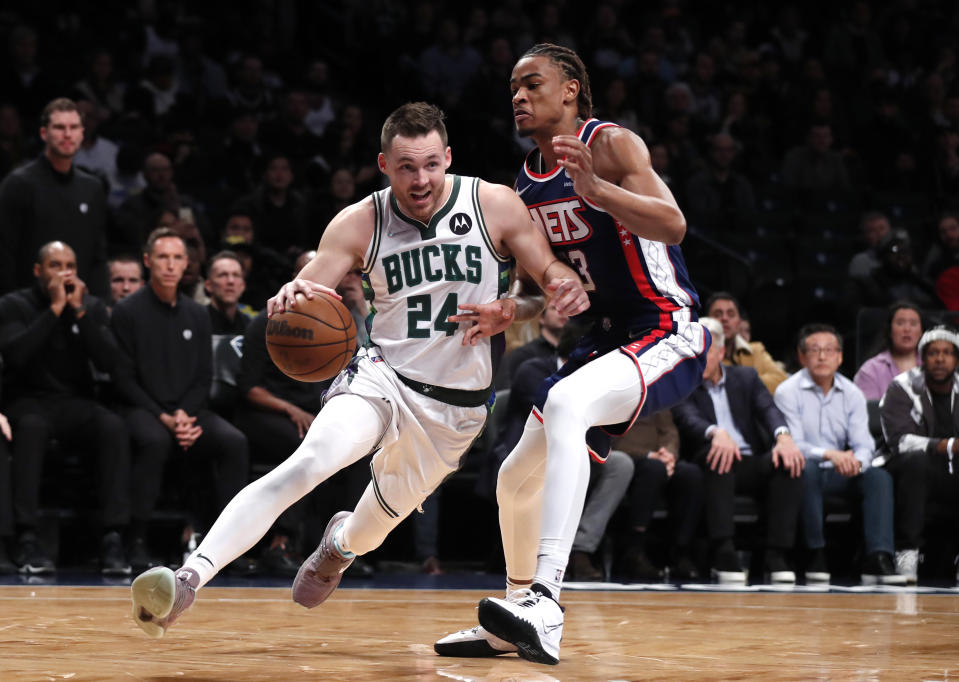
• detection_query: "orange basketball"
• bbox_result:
[265,292,357,382]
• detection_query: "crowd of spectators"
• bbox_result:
[0,1,958,582]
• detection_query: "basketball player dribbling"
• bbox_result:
[129,102,589,638]
[435,44,710,665]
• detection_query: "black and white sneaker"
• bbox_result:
[434,625,518,657]
[764,549,796,585]
[15,531,55,575]
[478,584,564,665]
[804,548,830,585]
[710,547,746,584]
[101,531,132,576]
[862,552,907,586]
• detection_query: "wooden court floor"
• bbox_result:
[1,586,958,680]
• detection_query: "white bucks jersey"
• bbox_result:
[362,175,511,391]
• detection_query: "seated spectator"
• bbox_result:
[673,317,804,585]
[922,213,959,310]
[0,375,16,574]
[309,167,358,244]
[612,410,704,581]
[107,254,145,309]
[71,48,125,121]
[205,251,250,335]
[705,292,788,394]
[0,241,131,575]
[259,89,325,183]
[775,324,903,585]
[114,152,210,254]
[494,300,568,390]
[782,122,850,193]
[847,211,891,279]
[879,325,959,584]
[216,209,290,310]
[73,99,118,184]
[684,132,757,235]
[111,228,248,569]
[845,229,939,313]
[854,301,922,400]
[233,151,310,256]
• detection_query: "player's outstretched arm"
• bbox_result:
[482,182,589,316]
[553,127,686,245]
[268,200,374,316]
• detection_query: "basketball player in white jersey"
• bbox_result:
[129,102,589,638]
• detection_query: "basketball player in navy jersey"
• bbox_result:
[436,44,711,664]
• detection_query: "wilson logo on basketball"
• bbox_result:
[266,319,314,340]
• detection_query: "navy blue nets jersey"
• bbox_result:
[515,119,699,330]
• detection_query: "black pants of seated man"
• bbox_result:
[8,395,131,531]
[123,407,248,534]
[697,451,802,550]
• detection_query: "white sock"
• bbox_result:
[182,395,384,589]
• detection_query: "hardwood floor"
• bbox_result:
[1,586,958,679]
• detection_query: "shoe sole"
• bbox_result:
[434,637,516,657]
[805,572,831,586]
[767,570,796,585]
[131,567,176,638]
[861,575,909,586]
[711,569,746,584]
[477,599,559,665]
[102,565,133,577]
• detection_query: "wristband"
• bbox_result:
[948,438,955,474]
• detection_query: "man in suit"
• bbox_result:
[673,317,805,584]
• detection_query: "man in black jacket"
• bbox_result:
[0,241,130,574]
[673,317,804,584]
[0,98,109,296]
[111,228,248,570]
[879,325,959,583]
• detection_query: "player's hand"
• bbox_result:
[825,449,859,477]
[649,447,676,476]
[47,270,68,315]
[544,278,589,316]
[286,404,315,439]
[450,298,518,346]
[706,429,741,474]
[268,279,341,316]
[772,434,805,478]
[64,274,87,312]
[0,413,11,441]
[553,135,601,198]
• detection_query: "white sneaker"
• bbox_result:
[895,549,919,585]
[477,585,564,665]
[434,625,517,657]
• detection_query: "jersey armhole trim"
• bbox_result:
[473,178,511,264]
[362,191,382,274]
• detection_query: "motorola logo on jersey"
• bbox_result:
[528,198,593,245]
[448,213,472,235]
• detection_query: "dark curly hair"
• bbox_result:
[520,43,593,120]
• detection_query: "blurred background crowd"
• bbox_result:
[0,0,958,585]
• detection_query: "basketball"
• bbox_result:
[265,292,357,382]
